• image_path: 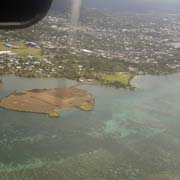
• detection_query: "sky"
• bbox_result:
[51,0,180,13]
[83,0,180,13]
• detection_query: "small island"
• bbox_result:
[0,87,95,117]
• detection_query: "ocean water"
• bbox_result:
[0,74,180,179]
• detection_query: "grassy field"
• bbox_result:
[96,72,134,88]
[0,41,41,57]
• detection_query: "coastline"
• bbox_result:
[0,72,135,89]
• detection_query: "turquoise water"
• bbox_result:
[0,74,180,179]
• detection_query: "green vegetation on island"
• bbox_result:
[78,97,95,111]
[48,110,60,118]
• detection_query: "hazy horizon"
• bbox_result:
[51,0,180,13]
[84,0,180,13]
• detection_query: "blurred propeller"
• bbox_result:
[0,0,52,29]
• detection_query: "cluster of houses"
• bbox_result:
[2,12,180,78]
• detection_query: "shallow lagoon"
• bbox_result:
[0,74,180,179]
